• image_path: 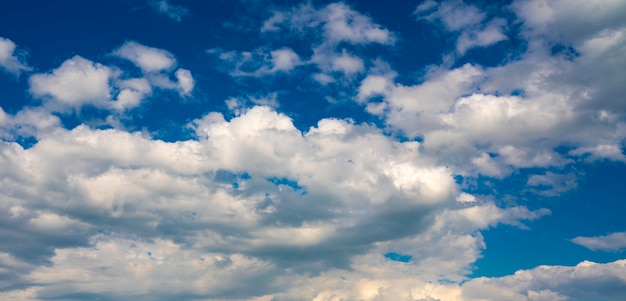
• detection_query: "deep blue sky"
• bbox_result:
[1,0,626,300]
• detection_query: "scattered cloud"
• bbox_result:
[212,2,394,84]
[2,0,626,300]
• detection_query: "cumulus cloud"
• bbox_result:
[571,232,626,252]
[29,56,112,108]
[3,1,626,300]
[356,0,626,176]
[26,42,194,115]
[0,37,31,75]
[150,0,189,22]
[462,259,626,301]
[0,104,551,299]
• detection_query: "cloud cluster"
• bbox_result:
[1,0,626,300]
[358,0,626,181]
[0,101,550,299]
[24,40,195,116]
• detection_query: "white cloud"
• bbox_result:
[4,1,626,300]
[357,3,626,176]
[527,172,578,196]
[415,1,507,55]
[511,0,626,46]
[209,47,301,77]
[0,37,31,75]
[25,42,194,115]
[416,0,485,32]
[456,19,507,54]
[569,144,626,162]
[462,259,626,301]
[269,48,300,72]
[0,107,61,140]
[571,232,626,252]
[29,56,112,108]
[0,104,553,299]
[114,41,176,73]
[321,2,394,45]
[112,77,152,111]
[175,68,194,96]
[150,0,189,22]
[218,2,394,84]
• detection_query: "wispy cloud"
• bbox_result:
[0,37,31,75]
[572,232,626,252]
[150,0,189,22]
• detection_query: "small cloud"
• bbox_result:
[150,0,189,22]
[0,37,32,75]
[111,78,152,111]
[114,41,176,73]
[269,48,300,73]
[175,68,194,96]
[571,232,626,252]
[456,19,507,55]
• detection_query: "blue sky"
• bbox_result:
[1,0,626,300]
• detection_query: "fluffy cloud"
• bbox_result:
[571,232,626,252]
[26,42,194,113]
[357,0,626,177]
[462,259,626,301]
[0,37,31,75]
[29,56,112,108]
[0,105,550,299]
[3,1,626,300]
[111,77,153,111]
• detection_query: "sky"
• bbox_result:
[1,0,626,300]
